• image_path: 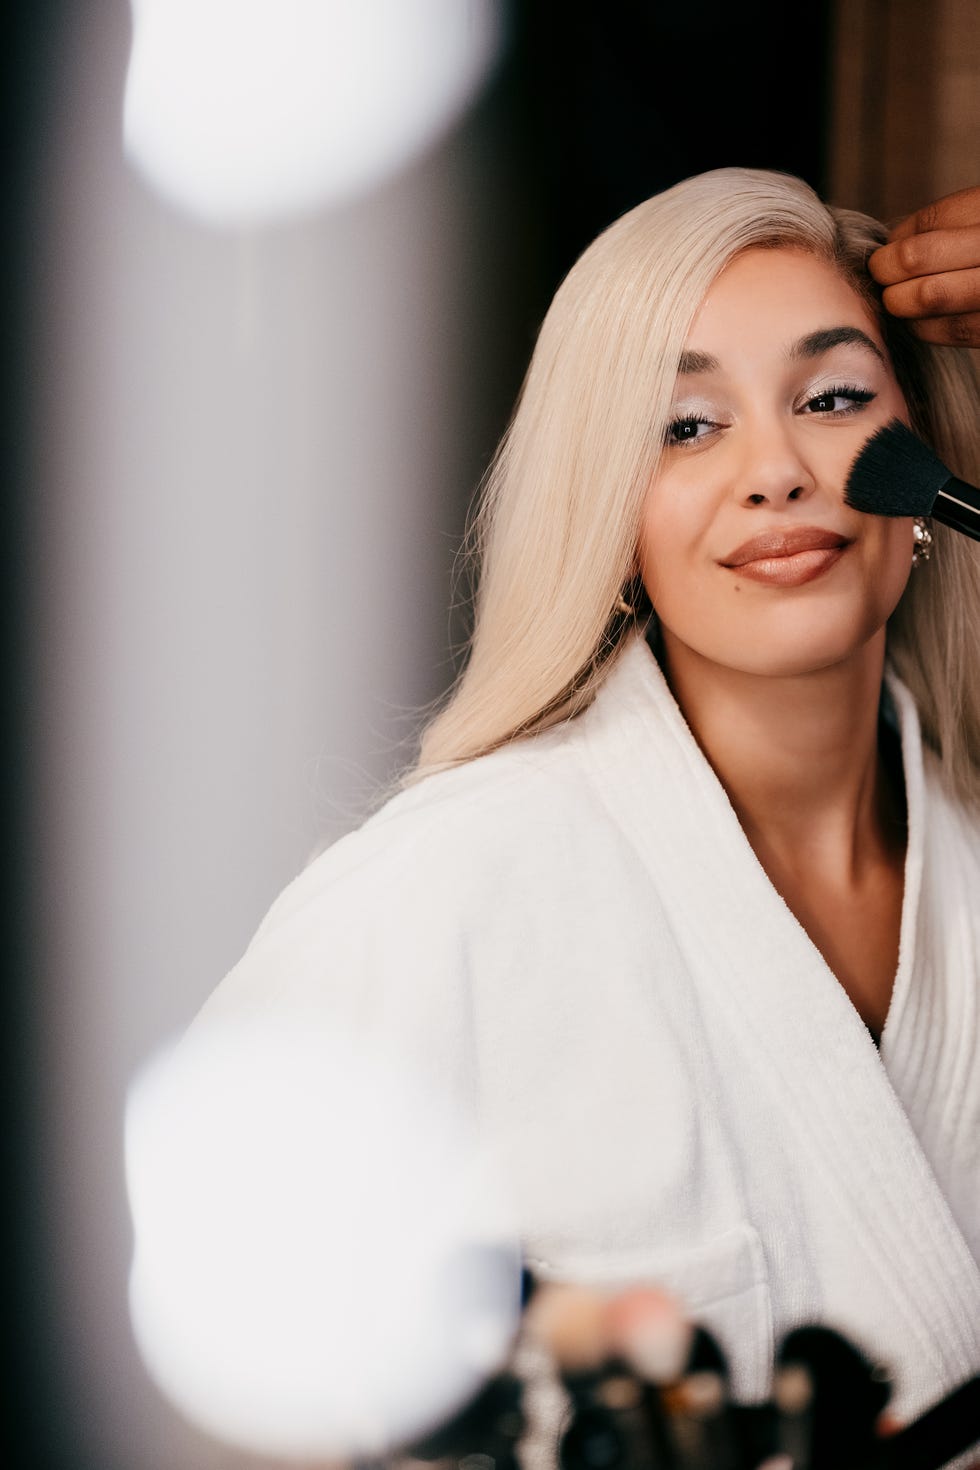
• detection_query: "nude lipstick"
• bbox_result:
[719,526,853,587]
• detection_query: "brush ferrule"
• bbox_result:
[934,477,980,543]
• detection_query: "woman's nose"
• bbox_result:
[732,422,816,508]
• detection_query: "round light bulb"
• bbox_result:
[125,1015,521,1458]
[123,0,503,225]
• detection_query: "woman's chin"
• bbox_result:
[663,618,890,681]
[711,630,887,680]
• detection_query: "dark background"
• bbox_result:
[512,0,830,301]
[4,4,69,1467]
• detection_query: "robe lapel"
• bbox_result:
[578,635,980,1402]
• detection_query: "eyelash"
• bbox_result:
[664,384,877,447]
[802,384,876,415]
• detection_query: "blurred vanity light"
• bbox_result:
[122,0,503,225]
[125,1017,521,1458]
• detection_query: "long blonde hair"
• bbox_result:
[407,167,980,800]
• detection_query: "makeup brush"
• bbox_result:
[843,418,980,541]
[777,1325,891,1469]
[659,1326,742,1470]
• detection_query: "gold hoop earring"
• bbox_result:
[912,517,933,568]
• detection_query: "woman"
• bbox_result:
[186,168,980,1455]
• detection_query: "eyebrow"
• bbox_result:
[789,326,886,364]
[676,326,886,376]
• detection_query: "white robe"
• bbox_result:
[189,632,980,1457]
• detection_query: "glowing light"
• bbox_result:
[123,0,503,224]
[125,1016,520,1458]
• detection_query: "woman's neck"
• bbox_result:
[659,628,906,883]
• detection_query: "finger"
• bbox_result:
[889,184,980,242]
[881,266,980,320]
[904,312,980,347]
[870,222,980,285]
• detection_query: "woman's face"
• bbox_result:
[637,246,914,681]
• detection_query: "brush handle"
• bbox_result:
[876,1375,980,1470]
[934,477,980,542]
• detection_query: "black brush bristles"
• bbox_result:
[844,417,980,543]
[844,419,951,517]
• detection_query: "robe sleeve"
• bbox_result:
[182,792,486,1130]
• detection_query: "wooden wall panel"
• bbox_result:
[827,0,979,224]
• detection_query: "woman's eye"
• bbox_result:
[802,386,876,415]
[665,416,716,445]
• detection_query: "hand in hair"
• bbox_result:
[869,183,980,346]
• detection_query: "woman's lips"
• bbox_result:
[726,545,848,586]
[720,527,852,587]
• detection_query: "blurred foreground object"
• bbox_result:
[125,1017,521,1458]
[123,0,503,224]
[408,1281,980,1470]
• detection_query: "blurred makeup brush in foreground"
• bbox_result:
[844,418,980,541]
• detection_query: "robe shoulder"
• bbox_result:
[184,718,662,1059]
